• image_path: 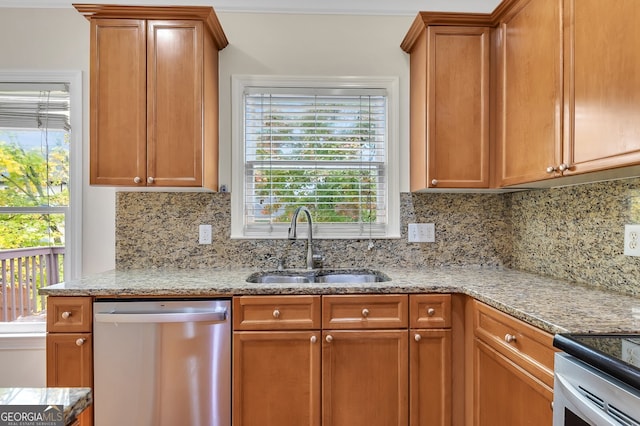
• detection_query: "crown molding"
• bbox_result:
[0,0,502,16]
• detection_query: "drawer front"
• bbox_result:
[410,294,451,329]
[322,295,408,329]
[473,300,555,386]
[47,297,93,333]
[233,295,321,330]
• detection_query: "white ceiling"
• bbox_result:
[0,0,502,16]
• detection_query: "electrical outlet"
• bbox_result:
[624,224,640,256]
[199,224,212,245]
[408,223,435,243]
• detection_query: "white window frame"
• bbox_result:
[231,75,400,239]
[0,70,83,281]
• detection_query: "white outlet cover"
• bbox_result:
[199,224,212,245]
[624,224,640,256]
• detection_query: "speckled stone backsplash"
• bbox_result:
[115,177,640,296]
[115,192,511,270]
[507,177,640,297]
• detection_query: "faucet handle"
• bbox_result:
[312,253,324,269]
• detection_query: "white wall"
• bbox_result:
[0,8,115,275]
[216,12,413,192]
[0,8,413,272]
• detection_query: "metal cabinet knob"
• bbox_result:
[431,179,438,186]
[505,333,517,343]
[546,166,557,174]
[414,334,422,342]
[133,176,142,184]
[559,163,570,172]
[272,309,280,319]
[147,176,155,184]
[75,338,86,347]
[61,311,71,320]
[325,335,333,343]
[310,335,317,344]
[361,308,370,318]
[427,308,436,316]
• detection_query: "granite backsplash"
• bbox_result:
[115,177,640,297]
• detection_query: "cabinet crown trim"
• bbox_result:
[73,3,228,50]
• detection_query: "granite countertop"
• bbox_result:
[41,266,640,335]
[0,387,92,426]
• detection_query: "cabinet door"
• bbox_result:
[410,329,452,426]
[428,26,490,189]
[322,330,408,426]
[46,333,93,426]
[563,0,640,174]
[90,19,147,186]
[495,0,563,186]
[409,26,490,190]
[147,20,203,187]
[474,338,553,426]
[233,331,321,426]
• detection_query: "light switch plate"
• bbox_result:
[408,223,435,243]
[624,224,640,256]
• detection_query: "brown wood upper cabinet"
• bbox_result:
[74,5,228,190]
[495,0,640,186]
[402,15,492,190]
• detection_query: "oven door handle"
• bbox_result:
[555,373,618,426]
[94,309,228,324]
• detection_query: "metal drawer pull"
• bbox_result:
[505,333,517,343]
[75,338,86,346]
[310,335,317,344]
[414,334,422,342]
[427,308,436,316]
[61,311,71,319]
[147,176,155,184]
[133,176,142,184]
[326,335,333,343]
[273,309,280,319]
[361,308,370,318]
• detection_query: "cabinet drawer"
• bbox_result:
[233,296,321,330]
[410,294,451,329]
[47,297,93,333]
[322,295,408,329]
[473,300,555,387]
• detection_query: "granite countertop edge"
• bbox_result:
[40,266,640,336]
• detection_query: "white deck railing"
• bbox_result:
[0,247,64,322]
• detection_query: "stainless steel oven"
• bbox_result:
[553,334,640,426]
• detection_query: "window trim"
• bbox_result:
[0,70,83,280]
[231,75,400,239]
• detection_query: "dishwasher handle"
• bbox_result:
[94,309,228,324]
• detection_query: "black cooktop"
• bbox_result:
[554,333,640,391]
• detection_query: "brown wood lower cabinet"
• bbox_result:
[472,300,555,426]
[322,330,408,426]
[46,296,93,426]
[233,331,321,426]
[474,339,553,426]
[410,329,452,426]
[233,294,456,426]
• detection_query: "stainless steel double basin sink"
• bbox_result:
[246,269,391,284]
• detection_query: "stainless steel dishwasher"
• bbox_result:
[93,299,230,426]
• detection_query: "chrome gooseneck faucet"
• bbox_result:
[288,206,321,269]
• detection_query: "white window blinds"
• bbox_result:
[243,87,389,238]
[0,82,70,131]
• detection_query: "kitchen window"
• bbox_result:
[0,71,82,324]
[231,75,400,239]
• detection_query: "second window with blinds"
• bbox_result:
[231,76,399,239]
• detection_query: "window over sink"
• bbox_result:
[230,75,400,239]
